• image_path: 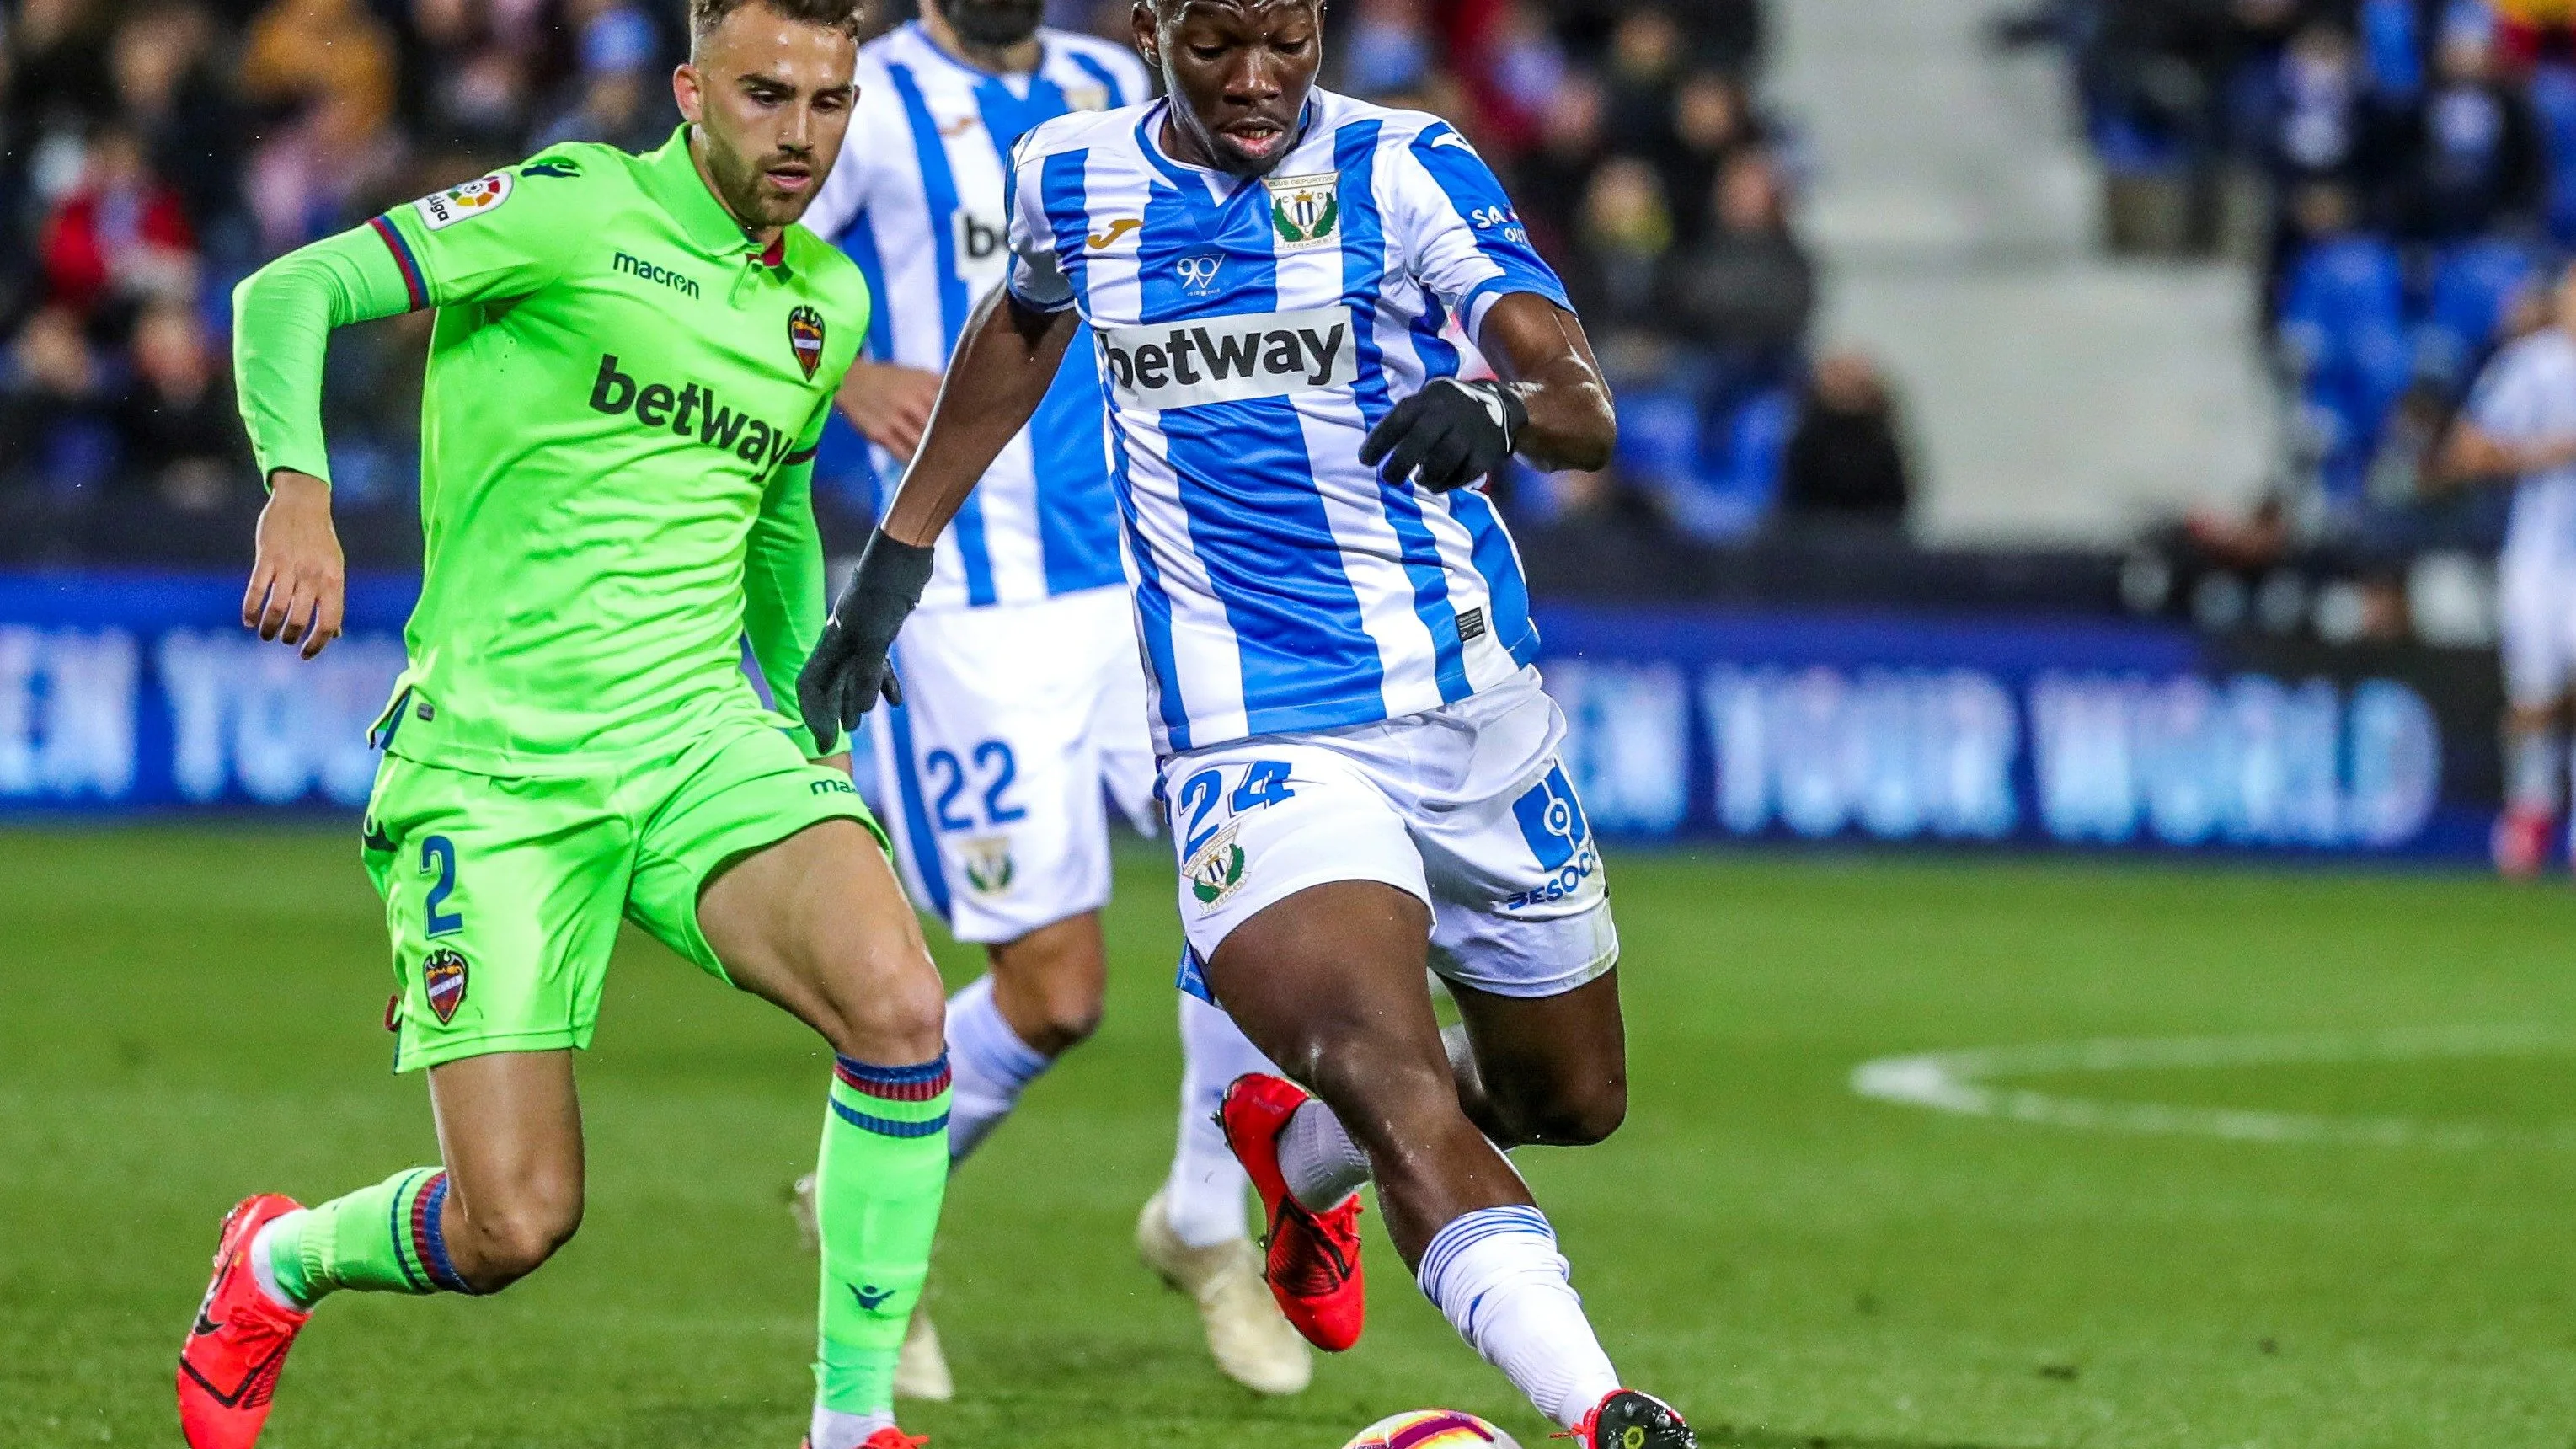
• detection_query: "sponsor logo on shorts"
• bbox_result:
[961,837,1016,896]
[810,776,856,795]
[586,355,803,473]
[1504,765,1599,912]
[422,948,470,1025]
[412,172,512,230]
[1186,822,1249,909]
[1096,306,1355,413]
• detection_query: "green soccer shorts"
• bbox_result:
[361,718,885,1072]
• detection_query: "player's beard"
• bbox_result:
[937,0,1044,49]
[709,136,817,232]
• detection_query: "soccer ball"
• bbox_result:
[1340,1409,1522,1449]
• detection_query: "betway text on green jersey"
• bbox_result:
[233,126,868,772]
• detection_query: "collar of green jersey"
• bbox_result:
[644,125,792,270]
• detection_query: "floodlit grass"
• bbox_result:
[4,829,2573,1447]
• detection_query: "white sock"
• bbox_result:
[1415,1206,1621,1430]
[945,974,1051,1164]
[1163,994,1277,1247]
[807,1405,895,1449]
[1279,1097,1372,1211]
[247,1211,307,1313]
[2509,730,2565,811]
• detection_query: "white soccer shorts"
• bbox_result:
[870,586,1157,944]
[1164,668,1618,1002]
[2499,551,2576,709]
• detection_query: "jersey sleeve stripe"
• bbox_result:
[369,214,430,312]
[1065,48,1125,106]
[1029,148,1095,313]
[885,62,974,353]
[1339,118,1472,704]
[1407,124,1570,323]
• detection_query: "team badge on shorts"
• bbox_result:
[961,837,1017,896]
[1264,172,1340,253]
[412,172,512,230]
[1185,823,1248,909]
[788,306,826,380]
[422,949,470,1025]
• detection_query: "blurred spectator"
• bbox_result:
[1664,70,1763,244]
[1601,7,1686,150]
[114,299,246,512]
[1779,352,1913,526]
[1669,149,1816,393]
[0,307,116,498]
[1348,0,1437,99]
[532,1,677,152]
[1514,71,1606,265]
[239,0,404,253]
[37,124,197,318]
[109,3,238,227]
[2389,18,2544,239]
[1560,155,1676,353]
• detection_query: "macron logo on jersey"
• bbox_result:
[588,356,802,472]
[1097,307,1357,413]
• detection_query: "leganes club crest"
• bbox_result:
[1186,824,1248,909]
[961,837,1016,896]
[422,949,470,1025]
[1264,171,1340,254]
[788,305,826,381]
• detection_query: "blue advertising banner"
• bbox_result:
[0,575,2494,860]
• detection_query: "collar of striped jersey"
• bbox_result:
[642,124,793,270]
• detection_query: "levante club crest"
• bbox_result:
[788,306,826,380]
[1264,172,1340,253]
[422,949,470,1025]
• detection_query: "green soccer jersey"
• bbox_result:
[234,126,868,770]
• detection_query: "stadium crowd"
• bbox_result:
[0,0,1915,565]
[2040,0,2576,593]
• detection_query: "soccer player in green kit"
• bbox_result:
[174,3,950,1447]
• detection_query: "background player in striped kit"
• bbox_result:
[789,0,1309,1398]
[799,0,1699,1442]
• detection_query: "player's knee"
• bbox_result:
[820,944,947,1065]
[1020,976,1104,1056]
[456,1185,583,1291]
[1527,1075,1627,1147]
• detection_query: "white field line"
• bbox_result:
[1849,1024,2576,1148]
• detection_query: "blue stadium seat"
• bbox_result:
[2531,63,2576,242]
[2277,234,2406,379]
[2415,237,2540,382]
[2360,0,2424,101]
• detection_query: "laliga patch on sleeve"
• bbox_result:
[414,172,514,231]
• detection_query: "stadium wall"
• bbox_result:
[0,575,2501,860]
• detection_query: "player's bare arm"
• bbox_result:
[833,360,944,460]
[798,287,1078,746]
[2435,419,2576,489]
[242,468,345,659]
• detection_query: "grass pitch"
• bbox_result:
[4,829,2575,1448]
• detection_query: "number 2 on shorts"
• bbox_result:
[421,835,463,938]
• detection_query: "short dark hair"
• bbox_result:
[689,0,868,51]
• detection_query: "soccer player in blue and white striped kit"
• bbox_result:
[792,0,1310,1403]
[800,3,1697,1443]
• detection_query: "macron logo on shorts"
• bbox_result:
[1096,307,1358,412]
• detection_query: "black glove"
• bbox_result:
[1358,377,1528,492]
[797,528,936,754]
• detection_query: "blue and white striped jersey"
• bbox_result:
[804,22,1149,610]
[1004,88,1571,756]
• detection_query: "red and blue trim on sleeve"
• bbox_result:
[369,214,430,313]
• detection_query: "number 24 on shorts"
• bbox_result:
[1174,760,1294,857]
